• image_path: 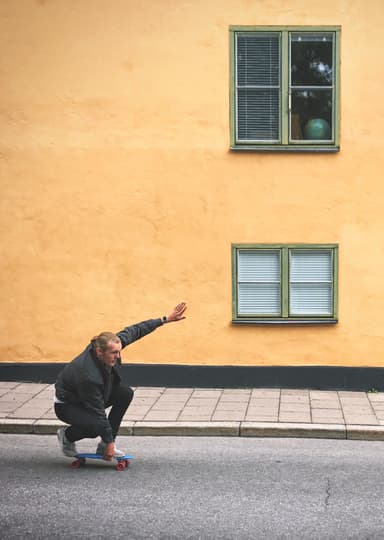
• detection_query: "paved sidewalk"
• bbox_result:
[1,382,384,440]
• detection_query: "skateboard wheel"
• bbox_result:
[71,457,85,469]
[123,460,129,468]
[116,462,125,471]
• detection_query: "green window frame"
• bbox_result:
[232,244,338,324]
[230,26,341,152]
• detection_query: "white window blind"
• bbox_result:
[238,250,281,315]
[236,33,280,142]
[289,250,333,315]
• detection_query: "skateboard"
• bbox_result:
[71,453,133,471]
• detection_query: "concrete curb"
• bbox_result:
[0,419,35,434]
[33,419,66,434]
[133,422,240,437]
[240,422,346,439]
[1,418,384,440]
[346,425,384,441]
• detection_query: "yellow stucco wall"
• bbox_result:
[1,0,384,366]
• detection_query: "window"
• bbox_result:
[230,26,340,151]
[232,244,338,324]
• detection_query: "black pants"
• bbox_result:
[54,384,134,443]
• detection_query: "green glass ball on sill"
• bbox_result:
[303,118,331,140]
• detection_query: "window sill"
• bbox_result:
[232,318,338,325]
[230,145,340,153]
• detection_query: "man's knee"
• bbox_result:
[108,385,134,407]
[119,385,134,405]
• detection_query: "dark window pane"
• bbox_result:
[291,89,332,141]
[291,33,333,86]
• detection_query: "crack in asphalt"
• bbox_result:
[324,477,331,510]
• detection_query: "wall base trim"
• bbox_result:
[0,363,384,391]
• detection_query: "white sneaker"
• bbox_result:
[57,427,78,457]
[96,441,125,457]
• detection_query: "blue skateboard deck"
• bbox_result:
[71,453,133,471]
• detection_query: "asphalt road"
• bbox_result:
[1,434,384,539]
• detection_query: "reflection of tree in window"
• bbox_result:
[291,36,333,140]
[291,39,333,85]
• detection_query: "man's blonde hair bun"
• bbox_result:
[90,332,121,352]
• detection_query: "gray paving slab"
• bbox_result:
[162,388,193,394]
[222,389,251,395]
[279,413,312,423]
[155,395,190,403]
[310,391,339,399]
[245,415,279,422]
[310,400,341,409]
[133,389,164,397]
[40,411,57,419]
[343,416,379,425]
[0,402,20,413]
[279,403,311,412]
[342,408,375,415]
[248,398,280,405]
[212,412,247,421]
[0,393,36,402]
[181,403,217,410]
[338,391,367,398]
[144,411,180,421]
[219,394,250,402]
[125,405,152,414]
[178,415,213,421]
[371,403,384,410]
[188,394,220,401]
[311,417,344,424]
[131,396,159,404]
[251,389,280,397]
[281,389,309,396]
[215,404,248,413]
[179,410,215,419]
[340,399,372,405]
[191,390,222,398]
[367,393,384,402]
[11,383,50,393]
[7,409,51,419]
[1,383,384,441]
[0,382,19,388]
[312,411,343,419]
[253,404,278,413]
[150,402,186,411]
[125,414,147,421]
[247,401,279,408]
[280,395,310,403]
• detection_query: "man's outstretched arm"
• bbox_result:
[117,302,187,348]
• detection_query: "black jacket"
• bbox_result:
[55,318,163,441]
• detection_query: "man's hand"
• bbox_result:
[103,442,115,461]
[166,302,187,323]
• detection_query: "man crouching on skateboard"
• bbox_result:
[55,302,187,461]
